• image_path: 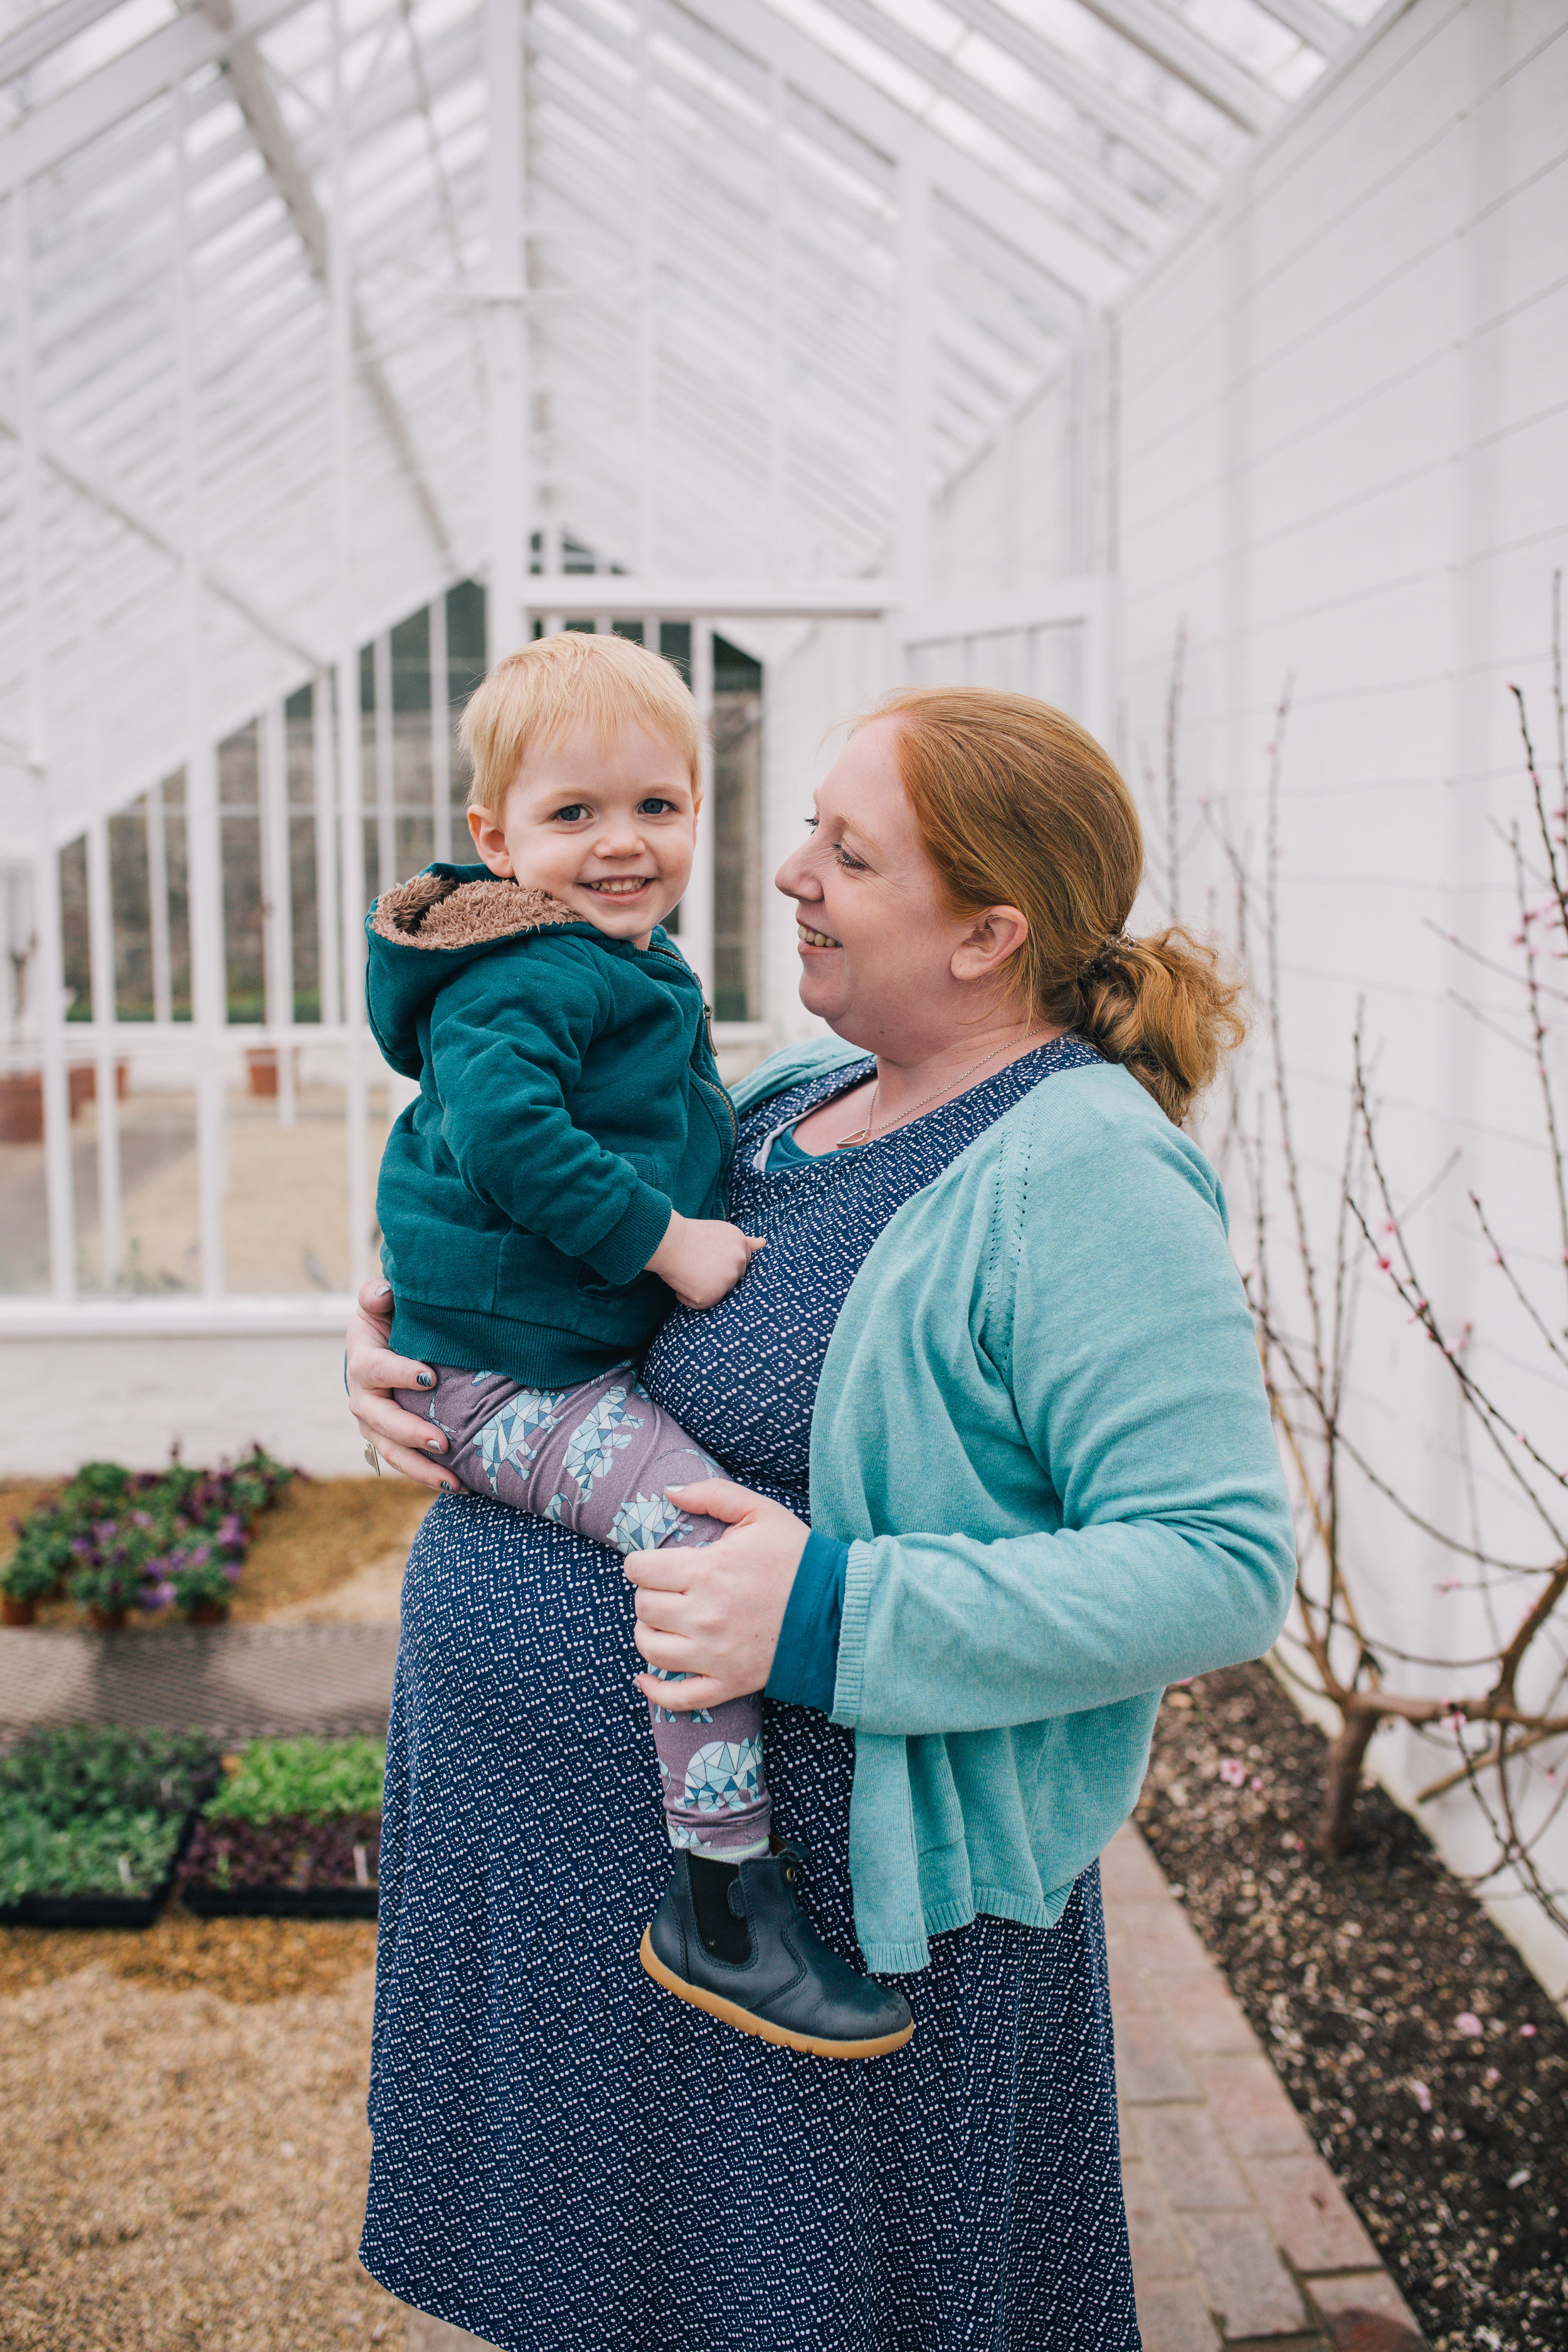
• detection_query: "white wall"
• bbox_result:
[941,0,1568,2000]
[8,1305,373,1478]
[1118,0,1568,2003]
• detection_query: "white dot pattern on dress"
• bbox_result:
[359,1036,1139,2351]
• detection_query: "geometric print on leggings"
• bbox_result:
[393,1359,772,1858]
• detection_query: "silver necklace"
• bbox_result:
[837,1026,1043,1148]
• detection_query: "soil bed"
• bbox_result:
[179,1811,381,1918]
[1136,1661,1568,2352]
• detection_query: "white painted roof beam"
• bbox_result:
[810,0,1165,249]
[673,0,1126,306]
[0,396,325,664]
[1,0,305,186]
[1249,0,1353,54]
[1071,0,1282,135]
[943,0,1219,198]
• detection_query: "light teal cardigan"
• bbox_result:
[731,1039,1296,1973]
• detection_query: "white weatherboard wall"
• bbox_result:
[940,0,1568,2002]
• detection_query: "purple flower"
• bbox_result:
[142,1580,176,1610]
[223,1559,243,1582]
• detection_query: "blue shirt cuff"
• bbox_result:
[765,1530,849,1714]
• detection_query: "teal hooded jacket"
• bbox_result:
[366,865,735,1389]
[733,1039,1297,1973]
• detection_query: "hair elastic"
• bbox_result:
[1079,933,1133,979]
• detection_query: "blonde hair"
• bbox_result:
[460,630,704,817]
[869,687,1246,1126]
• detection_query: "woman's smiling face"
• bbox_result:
[775,714,1020,1056]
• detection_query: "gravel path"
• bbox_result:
[0,1925,403,2350]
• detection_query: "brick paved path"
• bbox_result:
[1104,1824,1426,2350]
[0,1623,398,1741]
[403,1828,1428,2352]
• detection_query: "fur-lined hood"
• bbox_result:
[365,861,619,1080]
[369,866,577,950]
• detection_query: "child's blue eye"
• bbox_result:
[637,798,676,815]
[553,805,588,822]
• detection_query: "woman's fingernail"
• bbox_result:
[416,1372,435,1388]
[373,1282,391,1298]
[425,1438,445,1453]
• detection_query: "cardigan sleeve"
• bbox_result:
[765,1531,848,1712]
[829,1109,1298,1737]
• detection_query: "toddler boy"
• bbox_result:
[365,630,911,2059]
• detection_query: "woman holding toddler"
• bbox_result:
[349,628,1295,2352]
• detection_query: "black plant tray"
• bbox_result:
[0,1885,169,1928]
[180,1882,377,1919]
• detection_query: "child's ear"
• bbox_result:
[467,805,514,877]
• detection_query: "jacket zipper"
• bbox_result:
[650,941,737,1145]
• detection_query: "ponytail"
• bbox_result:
[1071,927,1246,1126]
[871,687,1247,1127]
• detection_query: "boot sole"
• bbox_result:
[639,1928,914,2059]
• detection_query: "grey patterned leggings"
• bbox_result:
[395,1364,770,1859]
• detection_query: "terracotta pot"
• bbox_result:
[0,1063,125,1142]
[185,1601,230,1625]
[0,1073,43,1143]
[1,1595,37,1628]
[245,1047,300,1098]
[72,1059,130,1106]
[86,1606,129,1629]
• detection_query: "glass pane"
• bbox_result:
[1027,622,1083,713]
[965,630,1027,692]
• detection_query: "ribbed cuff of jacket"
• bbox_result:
[585,1184,674,1285]
[764,1530,849,1714]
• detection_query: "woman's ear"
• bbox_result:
[950,905,1029,984]
[467,804,515,877]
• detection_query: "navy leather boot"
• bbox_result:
[640,1846,914,2058]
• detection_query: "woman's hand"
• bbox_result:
[623,1479,809,1714]
[346,1278,459,1493]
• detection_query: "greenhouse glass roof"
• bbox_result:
[1,0,1380,835]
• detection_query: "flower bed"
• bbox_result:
[0,1447,295,1624]
[177,1737,384,1919]
[1138,1661,1568,2352]
[0,1726,220,1927]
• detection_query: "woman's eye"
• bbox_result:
[803,815,819,833]
[835,846,867,872]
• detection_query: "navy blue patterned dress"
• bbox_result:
[361,1037,1139,2352]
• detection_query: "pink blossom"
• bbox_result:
[1483,2067,1500,2087]
[1376,1256,1391,1271]
[1250,1776,1264,1792]
[1454,2013,1484,2038]
[1520,2023,1537,2039]
[1411,2082,1433,2113]
[1217,1758,1248,1788]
